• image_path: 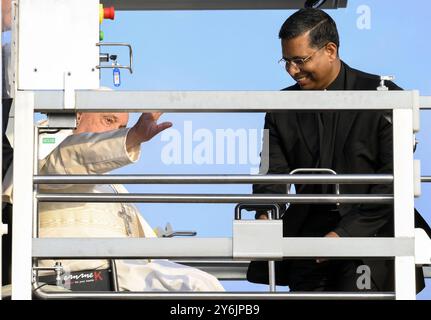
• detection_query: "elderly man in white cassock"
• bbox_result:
[4,111,224,292]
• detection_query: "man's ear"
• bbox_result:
[76,112,82,127]
[325,42,338,62]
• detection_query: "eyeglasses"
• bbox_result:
[278,44,327,69]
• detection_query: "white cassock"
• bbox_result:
[3,126,224,292]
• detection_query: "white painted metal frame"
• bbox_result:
[420,96,431,109]
[17,0,100,91]
[11,91,34,300]
[34,90,418,112]
[10,90,426,300]
[393,108,416,300]
[33,237,414,259]
[33,290,393,300]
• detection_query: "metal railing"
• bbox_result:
[36,193,394,204]
[8,89,431,300]
[33,289,395,300]
[33,174,394,185]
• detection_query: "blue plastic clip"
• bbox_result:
[113,67,121,87]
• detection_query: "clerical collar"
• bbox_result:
[325,62,346,91]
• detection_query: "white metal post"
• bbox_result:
[393,107,416,300]
[11,91,34,300]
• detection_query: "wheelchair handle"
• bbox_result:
[289,168,340,195]
[235,203,281,220]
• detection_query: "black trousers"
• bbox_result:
[287,259,379,292]
[247,205,395,292]
[2,204,12,285]
[287,207,381,292]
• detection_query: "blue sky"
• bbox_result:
[98,0,431,298]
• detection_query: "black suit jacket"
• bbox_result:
[247,61,431,291]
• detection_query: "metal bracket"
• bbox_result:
[414,228,431,265]
[233,204,283,260]
[235,203,280,220]
[154,223,197,238]
[63,71,75,110]
[33,262,64,287]
[414,160,421,197]
[377,75,395,91]
[232,226,283,258]
[96,42,133,74]
[234,203,281,292]
[412,90,420,133]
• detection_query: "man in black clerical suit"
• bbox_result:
[247,8,431,293]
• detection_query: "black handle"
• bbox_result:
[234,203,280,220]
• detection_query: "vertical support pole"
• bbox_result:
[32,126,39,284]
[33,125,39,238]
[268,261,276,292]
[393,108,416,300]
[267,212,276,292]
[11,91,34,300]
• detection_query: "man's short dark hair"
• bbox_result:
[279,8,339,50]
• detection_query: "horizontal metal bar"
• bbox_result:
[34,90,417,113]
[174,259,250,265]
[33,174,394,185]
[33,238,231,259]
[33,289,394,300]
[422,176,431,182]
[100,0,347,11]
[282,238,414,258]
[420,96,431,110]
[36,193,393,204]
[32,237,413,259]
[174,259,249,280]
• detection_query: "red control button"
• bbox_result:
[104,6,115,20]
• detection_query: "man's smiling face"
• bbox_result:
[281,32,338,90]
